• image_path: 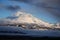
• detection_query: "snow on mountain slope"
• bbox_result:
[5,11,51,27]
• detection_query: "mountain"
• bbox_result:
[5,11,51,27]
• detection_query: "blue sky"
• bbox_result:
[0,0,60,24]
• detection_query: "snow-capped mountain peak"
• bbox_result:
[6,11,51,27]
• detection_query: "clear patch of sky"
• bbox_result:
[0,0,59,23]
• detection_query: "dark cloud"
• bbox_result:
[0,0,21,11]
[10,0,32,4]
[0,3,21,11]
[11,0,60,8]
[10,0,46,7]
[34,2,47,7]
[11,0,28,3]
[45,7,60,21]
[6,5,21,11]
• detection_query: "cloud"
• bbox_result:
[10,0,33,4]
[11,0,29,2]
[0,3,21,11]
[11,0,60,8]
[46,7,60,21]
[6,5,21,11]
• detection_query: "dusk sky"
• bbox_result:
[0,0,60,24]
